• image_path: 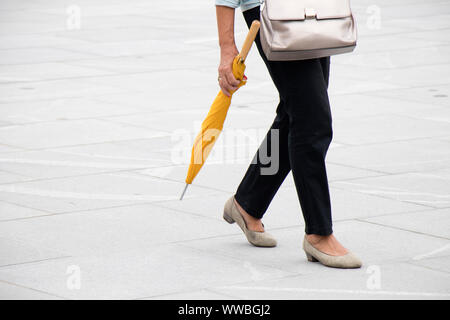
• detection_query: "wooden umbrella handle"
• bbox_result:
[239,20,260,62]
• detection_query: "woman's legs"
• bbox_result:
[236,6,333,235]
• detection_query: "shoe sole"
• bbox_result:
[223,211,235,224]
[305,252,319,262]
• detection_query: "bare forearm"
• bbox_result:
[216,5,236,48]
[215,5,240,96]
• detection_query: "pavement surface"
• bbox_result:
[0,0,449,299]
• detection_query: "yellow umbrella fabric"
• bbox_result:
[180,21,260,200]
[185,55,246,184]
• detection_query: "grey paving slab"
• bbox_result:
[0,149,170,181]
[66,15,171,30]
[65,52,210,74]
[382,15,450,32]
[374,64,450,88]
[354,33,450,54]
[329,220,449,265]
[367,83,450,107]
[102,107,274,132]
[0,244,290,299]
[335,45,450,71]
[143,130,276,169]
[0,170,29,184]
[0,19,65,36]
[363,1,450,19]
[93,86,277,114]
[0,98,144,125]
[0,121,13,128]
[405,29,450,43]
[137,146,376,192]
[411,255,450,274]
[142,289,237,300]
[0,78,131,104]
[85,69,215,93]
[55,137,178,162]
[27,1,156,17]
[328,74,405,96]
[0,281,64,300]
[0,48,97,66]
[0,8,62,24]
[326,161,384,181]
[330,93,450,123]
[329,187,428,221]
[140,162,255,193]
[327,137,450,174]
[0,119,167,149]
[351,18,415,38]
[363,208,450,239]
[54,26,182,44]
[182,220,450,273]
[212,262,450,300]
[154,187,303,230]
[0,201,49,221]
[0,33,91,51]
[61,39,205,59]
[0,62,115,83]
[0,203,238,256]
[89,82,235,115]
[0,237,66,267]
[67,135,190,161]
[333,51,450,88]
[332,114,450,146]
[0,171,216,213]
[182,227,307,275]
[156,183,426,230]
[0,144,23,154]
[331,169,450,209]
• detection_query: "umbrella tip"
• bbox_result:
[179,184,189,201]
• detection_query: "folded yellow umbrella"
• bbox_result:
[180,21,260,200]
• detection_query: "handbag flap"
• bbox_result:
[266,0,352,21]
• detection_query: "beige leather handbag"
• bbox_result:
[260,0,357,61]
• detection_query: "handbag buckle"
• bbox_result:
[305,8,317,19]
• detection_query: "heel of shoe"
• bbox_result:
[306,252,319,262]
[223,211,235,224]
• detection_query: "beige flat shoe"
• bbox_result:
[223,197,277,247]
[303,235,362,269]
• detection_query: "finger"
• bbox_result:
[222,77,238,93]
[223,84,233,96]
[224,75,239,90]
[221,88,231,97]
[225,83,237,94]
[219,81,231,97]
[225,71,241,87]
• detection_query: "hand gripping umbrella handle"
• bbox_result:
[238,20,260,62]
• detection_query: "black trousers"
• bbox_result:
[234,6,333,235]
